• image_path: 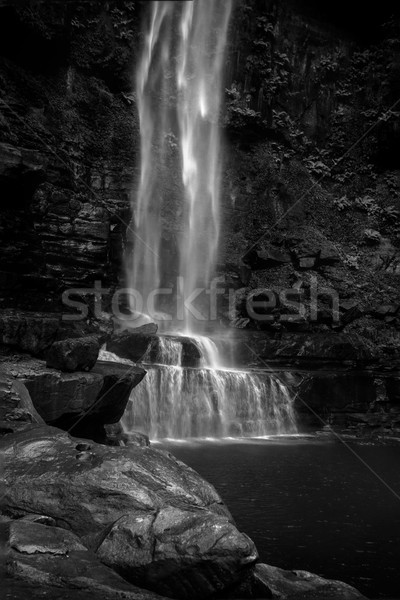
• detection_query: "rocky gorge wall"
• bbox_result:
[0,0,142,309]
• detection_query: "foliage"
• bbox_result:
[224,84,265,133]
[333,195,352,211]
[364,229,381,244]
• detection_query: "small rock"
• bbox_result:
[371,304,399,319]
[299,256,317,269]
[46,336,100,372]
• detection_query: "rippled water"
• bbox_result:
[159,438,400,599]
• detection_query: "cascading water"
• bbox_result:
[123,339,297,440]
[127,0,232,327]
[121,0,297,440]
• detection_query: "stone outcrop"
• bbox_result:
[0,370,44,432]
[0,356,146,441]
[2,425,258,600]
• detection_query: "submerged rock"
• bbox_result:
[46,336,100,372]
[2,425,258,599]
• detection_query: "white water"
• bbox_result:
[126,0,232,328]
[122,0,297,440]
[122,337,297,440]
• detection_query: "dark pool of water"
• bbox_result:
[159,438,400,599]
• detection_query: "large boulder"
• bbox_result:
[1,425,258,599]
[46,336,100,372]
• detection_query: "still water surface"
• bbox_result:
[159,437,400,599]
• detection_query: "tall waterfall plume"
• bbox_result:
[126,0,232,331]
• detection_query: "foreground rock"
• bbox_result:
[46,336,100,372]
[1,425,258,599]
[5,519,167,600]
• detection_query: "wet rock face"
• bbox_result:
[2,425,258,599]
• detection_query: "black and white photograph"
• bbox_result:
[1,1,400,599]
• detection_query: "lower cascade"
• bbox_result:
[118,335,297,440]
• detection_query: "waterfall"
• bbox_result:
[122,337,298,440]
[121,0,297,440]
[126,0,232,328]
